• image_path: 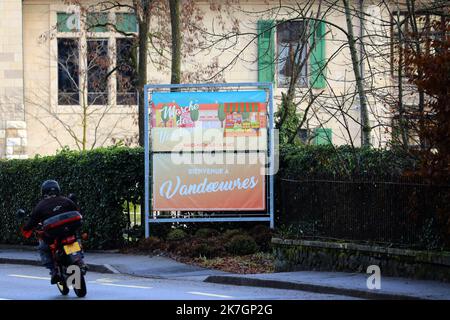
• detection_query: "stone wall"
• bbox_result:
[272,238,450,282]
[0,0,27,159]
[0,121,28,159]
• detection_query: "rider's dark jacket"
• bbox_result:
[23,196,78,243]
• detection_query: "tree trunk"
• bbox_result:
[169,0,181,85]
[396,16,409,150]
[137,1,151,230]
[406,0,426,150]
[137,7,150,147]
[342,0,371,147]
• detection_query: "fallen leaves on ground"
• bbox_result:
[174,253,275,274]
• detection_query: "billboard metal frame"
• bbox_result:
[144,82,275,237]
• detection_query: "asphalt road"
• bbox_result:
[0,264,356,300]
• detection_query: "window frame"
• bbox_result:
[56,37,81,106]
[275,20,309,88]
[116,37,138,106]
[50,6,138,113]
[86,38,110,106]
[390,10,446,79]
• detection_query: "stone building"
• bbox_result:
[0,0,27,159]
[1,0,438,159]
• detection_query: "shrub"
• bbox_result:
[0,146,144,249]
[137,236,166,252]
[222,229,246,240]
[249,225,273,252]
[173,237,224,258]
[280,144,416,178]
[226,235,259,255]
[195,228,219,238]
[167,229,188,241]
[191,241,224,258]
[0,144,421,250]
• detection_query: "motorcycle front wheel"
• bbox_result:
[73,273,87,298]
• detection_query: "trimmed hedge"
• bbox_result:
[0,147,144,249]
[276,145,450,250]
[0,144,417,249]
[279,144,417,178]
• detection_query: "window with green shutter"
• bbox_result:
[57,13,80,32]
[86,13,108,33]
[276,20,308,87]
[116,13,138,33]
[309,20,326,89]
[257,20,275,83]
[314,128,332,145]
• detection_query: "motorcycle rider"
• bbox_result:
[21,180,78,284]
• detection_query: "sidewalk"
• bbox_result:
[1,245,449,300]
[205,271,450,300]
[0,245,227,280]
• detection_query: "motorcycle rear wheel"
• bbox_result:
[73,274,87,298]
[56,280,69,295]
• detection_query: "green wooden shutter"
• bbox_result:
[257,20,275,83]
[309,20,326,88]
[87,13,108,32]
[116,13,138,33]
[57,13,79,32]
[314,128,332,145]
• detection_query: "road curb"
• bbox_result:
[204,275,424,300]
[0,257,115,274]
[0,245,36,251]
[0,257,41,267]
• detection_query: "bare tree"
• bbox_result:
[169,0,181,84]
[25,35,129,151]
[67,0,229,146]
[342,0,371,147]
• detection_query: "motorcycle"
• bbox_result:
[17,205,88,298]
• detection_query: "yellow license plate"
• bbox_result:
[64,242,81,255]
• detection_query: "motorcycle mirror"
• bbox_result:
[16,209,26,220]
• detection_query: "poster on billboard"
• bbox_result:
[144,83,275,237]
[153,153,265,211]
[150,90,267,152]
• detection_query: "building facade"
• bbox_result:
[1,0,430,158]
[0,0,27,159]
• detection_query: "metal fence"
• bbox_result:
[276,175,450,250]
[123,200,142,242]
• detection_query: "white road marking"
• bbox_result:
[8,274,50,281]
[188,291,233,298]
[94,278,117,283]
[93,282,152,289]
[8,274,151,290]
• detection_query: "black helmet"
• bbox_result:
[41,180,61,197]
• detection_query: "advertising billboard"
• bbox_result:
[144,83,274,236]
